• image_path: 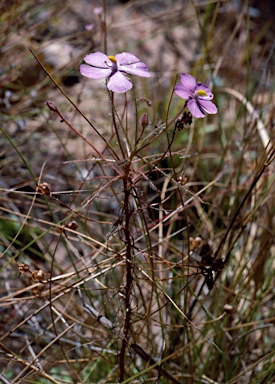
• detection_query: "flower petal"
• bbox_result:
[195,82,213,100]
[174,83,194,100]
[115,52,140,65]
[187,99,206,118]
[116,52,151,77]
[80,64,111,79]
[198,99,218,115]
[179,73,197,92]
[119,62,151,77]
[107,71,133,93]
[83,52,110,68]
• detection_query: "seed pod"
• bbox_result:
[32,284,44,296]
[18,263,30,275]
[175,111,193,131]
[66,221,78,230]
[189,236,202,248]
[37,182,51,196]
[32,269,45,282]
[177,174,188,186]
[224,304,234,314]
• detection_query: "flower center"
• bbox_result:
[196,89,208,97]
[107,55,118,73]
[108,55,117,63]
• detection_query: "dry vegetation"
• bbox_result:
[0,0,275,383]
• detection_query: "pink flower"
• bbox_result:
[174,73,217,118]
[85,23,95,31]
[80,51,151,93]
[93,6,103,15]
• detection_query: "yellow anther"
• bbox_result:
[196,89,208,97]
[108,55,117,63]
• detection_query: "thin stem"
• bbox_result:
[119,163,133,382]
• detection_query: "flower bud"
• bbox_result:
[140,113,149,129]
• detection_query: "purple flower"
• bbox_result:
[80,51,151,93]
[174,73,217,118]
